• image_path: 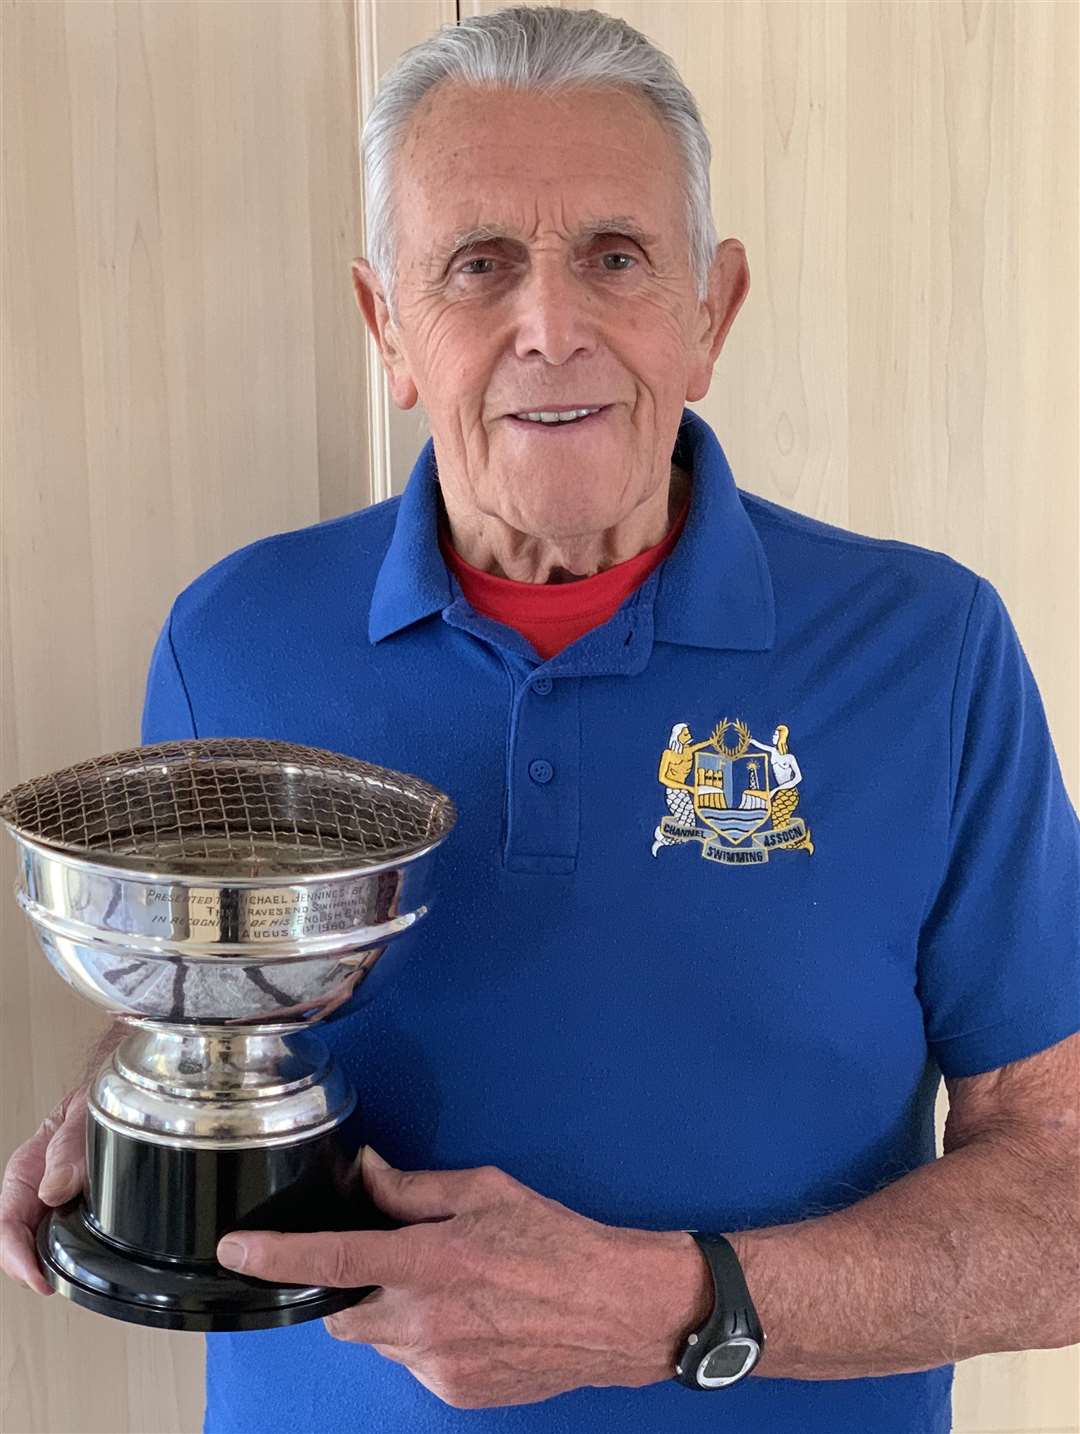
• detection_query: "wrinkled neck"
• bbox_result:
[438,464,690,584]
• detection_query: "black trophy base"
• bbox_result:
[35,1103,396,1331]
[37,1199,376,1331]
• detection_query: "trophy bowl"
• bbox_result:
[0,737,457,1330]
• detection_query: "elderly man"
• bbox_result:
[5,6,1078,1433]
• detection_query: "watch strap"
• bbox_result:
[673,1232,765,1390]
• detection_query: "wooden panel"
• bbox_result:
[457,3,1079,1431]
[359,0,457,499]
[1,0,374,1430]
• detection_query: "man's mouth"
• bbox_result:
[505,405,611,431]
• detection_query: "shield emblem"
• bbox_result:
[693,751,771,844]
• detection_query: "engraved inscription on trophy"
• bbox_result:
[239,884,379,941]
[138,882,381,942]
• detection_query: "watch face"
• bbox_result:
[696,1338,760,1388]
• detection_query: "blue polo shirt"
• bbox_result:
[141,407,1080,1434]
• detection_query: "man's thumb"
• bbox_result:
[37,1094,87,1206]
[38,1142,84,1205]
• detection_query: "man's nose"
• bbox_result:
[511,260,598,366]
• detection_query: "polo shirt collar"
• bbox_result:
[367,437,453,643]
[368,406,774,653]
[652,409,775,651]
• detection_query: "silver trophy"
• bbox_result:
[0,737,456,1330]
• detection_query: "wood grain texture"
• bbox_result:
[360,0,456,501]
[2,1,374,1430]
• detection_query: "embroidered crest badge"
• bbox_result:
[650,718,814,864]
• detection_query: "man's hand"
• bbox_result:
[0,1085,89,1296]
[2,1023,127,1298]
[216,1149,711,1410]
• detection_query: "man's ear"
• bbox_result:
[351,258,418,410]
[685,239,750,404]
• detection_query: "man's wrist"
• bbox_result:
[637,1230,715,1382]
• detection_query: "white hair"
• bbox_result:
[667,722,687,753]
[360,4,719,327]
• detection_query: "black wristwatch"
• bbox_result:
[673,1232,765,1390]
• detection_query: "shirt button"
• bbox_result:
[532,676,553,695]
[528,759,554,785]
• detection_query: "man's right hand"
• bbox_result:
[0,1085,88,1296]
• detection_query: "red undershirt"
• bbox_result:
[438,492,691,661]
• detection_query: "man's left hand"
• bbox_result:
[215,1148,711,1410]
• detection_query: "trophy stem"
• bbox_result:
[95,1026,355,1144]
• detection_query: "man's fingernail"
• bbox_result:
[217,1238,246,1270]
[39,1163,77,1199]
[362,1144,389,1170]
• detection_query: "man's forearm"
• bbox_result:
[704,1131,1080,1381]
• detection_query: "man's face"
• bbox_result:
[353,82,748,541]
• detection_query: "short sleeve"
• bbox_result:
[917,577,1080,1078]
[140,607,198,743]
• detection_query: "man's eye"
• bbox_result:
[455,252,638,277]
